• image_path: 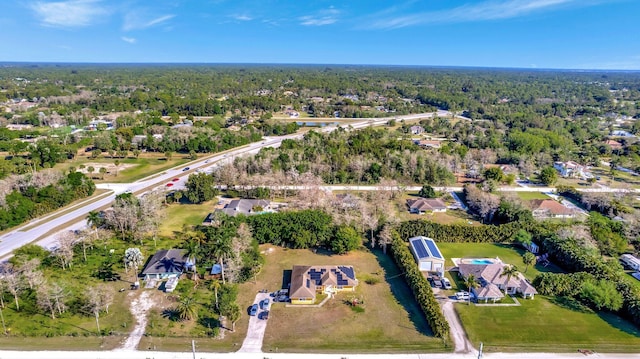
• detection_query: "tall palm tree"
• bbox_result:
[176,296,197,321]
[213,237,233,284]
[209,278,221,310]
[500,265,519,296]
[87,211,101,230]
[183,239,199,284]
[464,274,478,306]
[522,252,536,273]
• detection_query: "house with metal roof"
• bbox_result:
[408,236,445,277]
[289,265,358,305]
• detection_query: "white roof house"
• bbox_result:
[408,236,445,277]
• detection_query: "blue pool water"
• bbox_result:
[469,259,494,265]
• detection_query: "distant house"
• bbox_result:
[408,236,445,277]
[289,265,358,305]
[553,161,587,178]
[214,199,272,217]
[407,198,447,214]
[414,139,442,149]
[410,125,425,135]
[604,139,623,151]
[455,258,537,301]
[141,249,194,281]
[611,130,635,138]
[530,199,575,219]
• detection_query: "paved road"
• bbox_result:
[238,292,271,353]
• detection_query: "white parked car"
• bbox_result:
[441,278,452,290]
[455,291,470,300]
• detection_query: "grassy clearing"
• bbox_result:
[157,201,216,237]
[254,245,446,353]
[63,155,191,184]
[456,296,640,352]
[514,192,551,200]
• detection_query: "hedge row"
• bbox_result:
[396,220,555,244]
[389,233,450,339]
[543,235,640,327]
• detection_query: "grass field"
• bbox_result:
[157,201,216,237]
[253,245,447,353]
[514,192,551,201]
[456,296,640,352]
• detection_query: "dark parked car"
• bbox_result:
[259,310,269,320]
[182,167,190,171]
[249,304,258,316]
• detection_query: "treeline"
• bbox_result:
[229,127,455,185]
[245,210,361,254]
[542,235,640,327]
[389,233,449,339]
[0,171,95,230]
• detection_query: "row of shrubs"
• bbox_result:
[389,232,450,339]
[395,220,557,244]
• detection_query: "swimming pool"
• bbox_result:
[468,259,494,265]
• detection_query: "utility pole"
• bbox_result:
[192,339,196,359]
[478,342,483,359]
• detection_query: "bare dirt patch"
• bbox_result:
[116,291,159,351]
[78,162,136,175]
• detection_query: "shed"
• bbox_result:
[408,236,445,277]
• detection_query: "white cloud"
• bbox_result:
[231,14,253,21]
[365,0,606,29]
[299,7,339,26]
[121,36,136,44]
[30,0,108,27]
[123,13,175,31]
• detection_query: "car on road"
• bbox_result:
[259,310,269,320]
[172,178,180,182]
[204,159,210,163]
[249,304,258,316]
[260,298,270,310]
[165,183,174,187]
[182,167,190,171]
[441,277,452,289]
[455,291,470,300]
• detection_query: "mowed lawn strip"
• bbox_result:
[513,191,551,201]
[456,296,640,352]
[254,245,446,353]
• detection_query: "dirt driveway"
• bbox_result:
[238,292,271,353]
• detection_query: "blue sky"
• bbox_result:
[1,0,639,69]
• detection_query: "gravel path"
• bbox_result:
[116,291,155,351]
[441,298,475,354]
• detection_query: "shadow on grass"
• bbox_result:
[550,296,593,314]
[598,311,640,338]
[371,249,434,337]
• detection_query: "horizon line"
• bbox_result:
[1,61,639,73]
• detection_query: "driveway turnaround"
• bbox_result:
[238,292,271,353]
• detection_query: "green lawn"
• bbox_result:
[256,245,447,353]
[514,192,551,201]
[456,296,640,352]
[157,201,216,237]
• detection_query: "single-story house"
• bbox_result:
[605,139,623,151]
[530,199,575,219]
[141,249,193,281]
[553,161,587,178]
[456,258,537,301]
[289,265,358,305]
[407,198,447,214]
[410,125,425,135]
[409,236,445,277]
[414,139,442,149]
[214,199,272,217]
